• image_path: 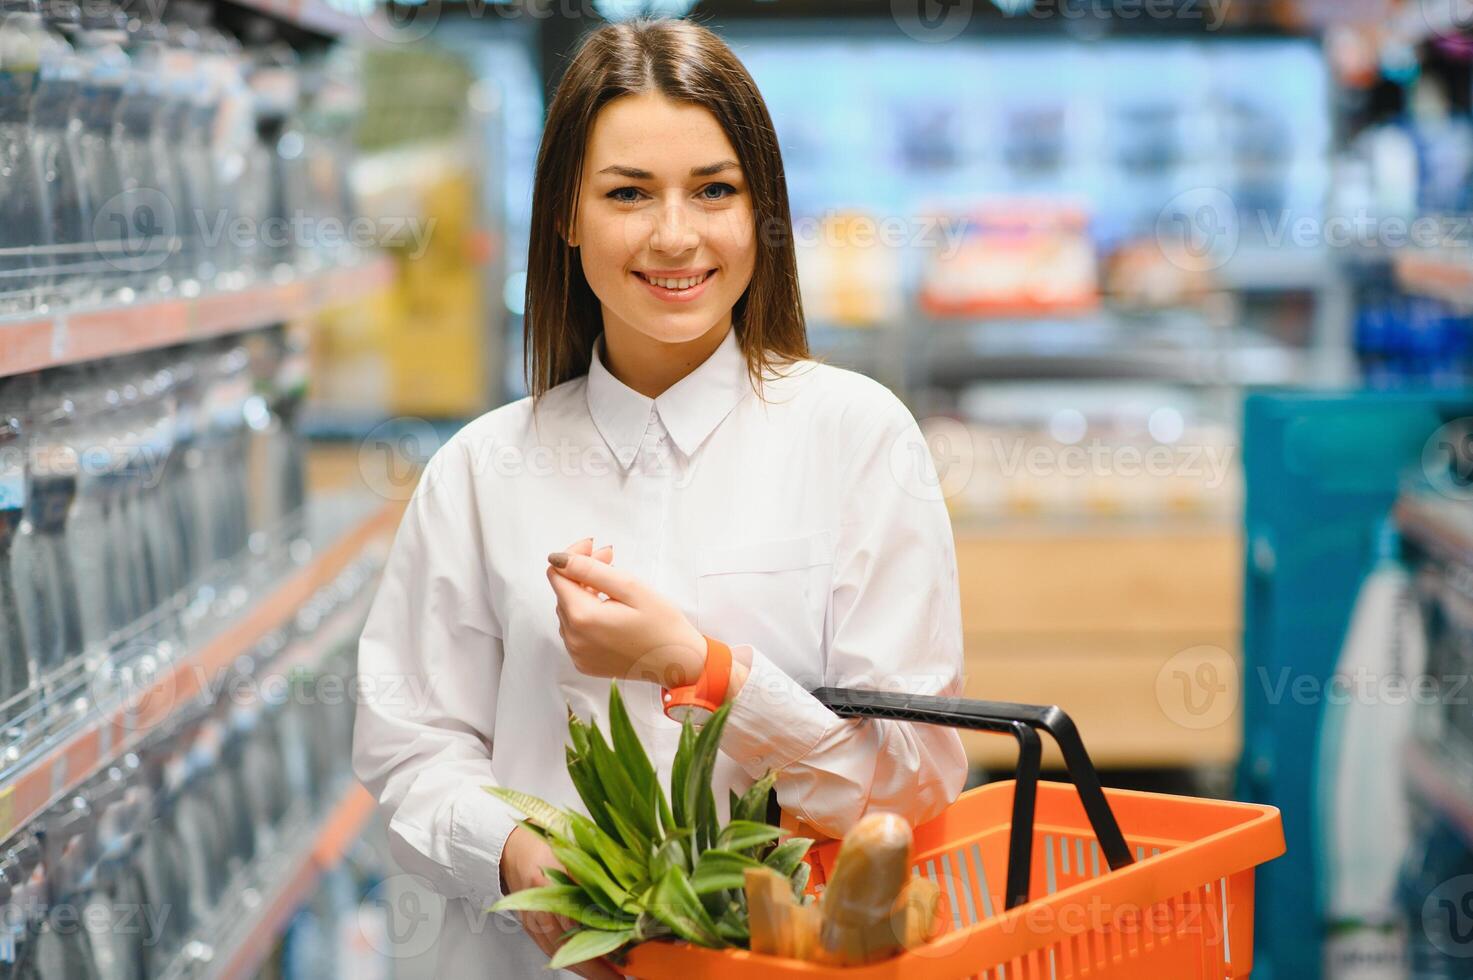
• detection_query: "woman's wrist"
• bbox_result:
[663,627,709,687]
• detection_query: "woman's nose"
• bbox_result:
[648,201,701,253]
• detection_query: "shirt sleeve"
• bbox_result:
[719,394,970,839]
[351,434,522,917]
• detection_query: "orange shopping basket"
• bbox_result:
[623,688,1285,979]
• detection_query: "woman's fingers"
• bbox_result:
[521,910,626,978]
[575,957,627,979]
[560,539,612,596]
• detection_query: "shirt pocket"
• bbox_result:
[694,529,836,682]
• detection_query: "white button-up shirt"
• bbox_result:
[352,326,968,978]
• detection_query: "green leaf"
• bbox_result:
[650,830,692,881]
[587,721,658,840]
[763,837,814,878]
[549,838,635,915]
[736,770,778,824]
[651,778,677,844]
[604,792,653,858]
[689,849,763,896]
[548,928,636,970]
[567,706,591,758]
[790,860,811,901]
[671,717,697,831]
[489,884,635,931]
[699,785,718,856]
[716,820,784,854]
[634,911,674,943]
[566,753,623,844]
[682,702,732,857]
[482,786,572,840]
[567,812,644,890]
[544,869,575,887]
[608,683,658,803]
[716,903,751,943]
[647,867,725,948]
[513,818,548,843]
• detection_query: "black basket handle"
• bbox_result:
[776,688,1135,911]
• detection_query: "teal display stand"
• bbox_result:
[1239,390,1473,980]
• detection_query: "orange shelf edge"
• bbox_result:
[0,255,396,379]
[215,783,378,980]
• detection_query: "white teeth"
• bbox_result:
[643,271,710,290]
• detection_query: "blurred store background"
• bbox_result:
[0,0,1472,977]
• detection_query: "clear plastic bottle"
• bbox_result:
[13,369,86,690]
[30,1,88,310]
[0,0,50,315]
[111,10,178,297]
[0,376,34,713]
[247,34,303,276]
[156,24,203,291]
[66,1,129,304]
[59,361,121,663]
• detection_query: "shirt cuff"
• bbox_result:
[449,786,523,917]
[721,644,834,778]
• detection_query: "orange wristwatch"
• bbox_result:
[661,635,732,724]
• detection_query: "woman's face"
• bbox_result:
[569,91,757,347]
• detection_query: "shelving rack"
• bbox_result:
[0,257,395,380]
[0,496,400,843]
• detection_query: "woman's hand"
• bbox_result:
[500,824,626,979]
[546,538,708,688]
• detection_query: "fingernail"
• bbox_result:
[548,552,569,568]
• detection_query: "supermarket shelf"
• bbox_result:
[0,256,396,380]
[162,783,377,980]
[1396,249,1473,306]
[919,317,1307,386]
[208,785,376,980]
[1406,737,1473,849]
[0,496,402,843]
[218,0,387,40]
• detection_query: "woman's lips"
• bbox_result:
[634,269,715,303]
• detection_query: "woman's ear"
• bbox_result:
[559,217,578,249]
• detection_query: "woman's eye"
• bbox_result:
[700,183,737,201]
[607,186,644,204]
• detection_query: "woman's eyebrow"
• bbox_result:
[596,160,741,179]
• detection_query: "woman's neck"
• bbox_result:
[600,319,732,399]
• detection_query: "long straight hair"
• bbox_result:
[524,17,810,406]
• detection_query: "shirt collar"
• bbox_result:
[585,327,751,471]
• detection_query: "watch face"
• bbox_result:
[666,703,714,727]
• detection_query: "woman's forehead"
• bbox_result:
[585,92,740,175]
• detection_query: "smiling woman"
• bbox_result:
[523,19,810,402]
[352,16,968,980]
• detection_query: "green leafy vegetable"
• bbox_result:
[485,685,812,967]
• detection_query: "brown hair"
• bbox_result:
[523,17,810,405]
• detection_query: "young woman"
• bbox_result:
[353,18,968,979]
